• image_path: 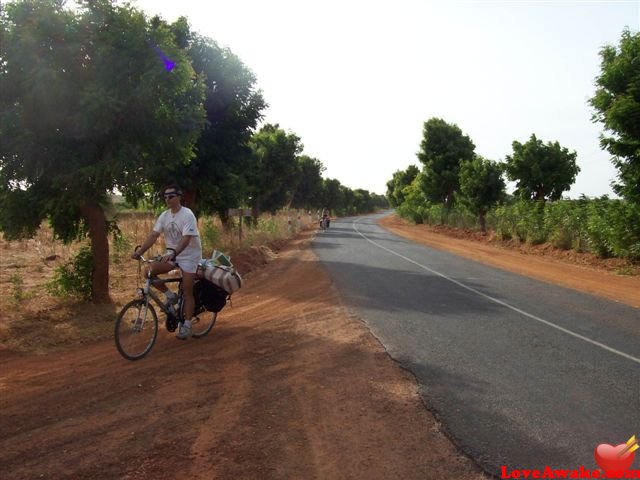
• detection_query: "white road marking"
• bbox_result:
[352,219,640,365]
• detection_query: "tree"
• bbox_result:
[322,178,345,213]
[246,124,303,215]
[291,155,325,210]
[458,156,506,232]
[504,134,579,201]
[397,172,429,224]
[590,28,640,204]
[386,165,419,207]
[416,118,475,214]
[0,0,205,302]
[170,25,266,220]
[352,189,372,213]
[371,193,389,210]
[341,185,355,215]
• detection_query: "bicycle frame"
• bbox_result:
[140,276,182,319]
[133,254,184,331]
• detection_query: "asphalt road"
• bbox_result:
[312,212,640,476]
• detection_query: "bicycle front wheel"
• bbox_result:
[115,299,158,360]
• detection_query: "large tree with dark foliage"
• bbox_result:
[246,124,303,215]
[458,156,506,232]
[166,20,266,220]
[416,118,475,213]
[590,28,640,204]
[386,165,419,207]
[291,155,325,210]
[504,134,579,201]
[0,0,204,302]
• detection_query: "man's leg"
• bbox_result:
[181,271,196,321]
[145,262,176,294]
[176,270,196,339]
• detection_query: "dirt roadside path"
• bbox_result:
[0,229,490,480]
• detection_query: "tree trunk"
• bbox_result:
[182,188,198,216]
[251,202,261,227]
[218,209,230,229]
[80,199,111,304]
[442,191,454,225]
[479,212,487,233]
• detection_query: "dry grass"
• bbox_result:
[0,209,316,354]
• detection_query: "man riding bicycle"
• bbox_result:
[131,184,202,339]
[321,207,330,229]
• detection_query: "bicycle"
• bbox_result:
[319,216,329,231]
[115,253,224,360]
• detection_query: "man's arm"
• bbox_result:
[132,231,160,258]
[174,235,195,258]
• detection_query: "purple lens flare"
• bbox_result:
[148,40,176,71]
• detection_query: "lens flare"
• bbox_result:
[148,40,175,71]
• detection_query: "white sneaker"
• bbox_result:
[176,321,192,340]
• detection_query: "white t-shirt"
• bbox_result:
[153,206,202,265]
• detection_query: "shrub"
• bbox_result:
[516,200,547,245]
[585,199,614,258]
[606,200,640,261]
[493,204,516,240]
[9,273,28,303]
[111,229,132,264]
[200,217,221,255]
[47,245,93,300]
[544,201,586,250]
[423,203,445,225]
[396,179,429,224]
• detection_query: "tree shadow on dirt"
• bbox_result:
[0,317,488,480]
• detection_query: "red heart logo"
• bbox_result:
[594,443,635,472]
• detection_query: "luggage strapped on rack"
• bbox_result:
[196,250,243,294]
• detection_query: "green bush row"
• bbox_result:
[398,197,640,261]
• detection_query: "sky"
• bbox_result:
[133,0,640,197]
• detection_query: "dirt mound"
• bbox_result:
[230,243,280,276]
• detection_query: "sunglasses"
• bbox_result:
[163,193,179,199]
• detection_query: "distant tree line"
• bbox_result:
[387,28,639,261]
[0,0,387,302]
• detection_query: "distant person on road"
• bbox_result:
[132,184,202,340]
[321,207,331,229]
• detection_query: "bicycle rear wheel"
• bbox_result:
[192,311,217,337]
[115,299,158,360]
[181,302,217,338]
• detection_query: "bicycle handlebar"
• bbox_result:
[132,246,160,263]
[133,245,177,263]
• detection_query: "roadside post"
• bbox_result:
[228,208,253,245]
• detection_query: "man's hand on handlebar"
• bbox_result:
[160,248,176,263]
[132,245,143,260]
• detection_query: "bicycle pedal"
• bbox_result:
[165,314,179,332]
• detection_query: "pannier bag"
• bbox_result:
[195,280,228,313]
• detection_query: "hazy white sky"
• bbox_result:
[133,0,639,197]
